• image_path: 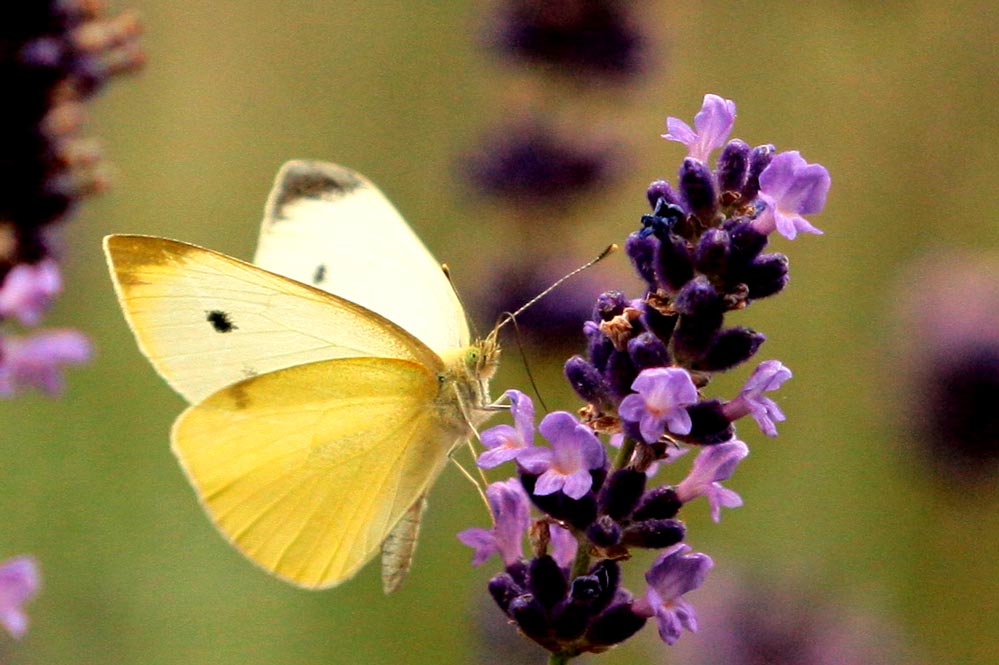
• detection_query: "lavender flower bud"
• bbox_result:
[627,332,671,371]
[584,321,613,371]
[552,597,590,640]
[586,515,622,547]
[508,594,551,643]
[646,179,680,210]
[625,232,658,288]
[528,555,569,609]
[488,572,523,612]
[565,355,611,406]
[586,603,647,647]
[621,518,686,549]
[726,218,769,265]
[592,290,629,322]
[654,232,694,293]
[598,468,647,520]
[633,486,682,521]
[604,349,638,402]
[743,253,790,299]
[694,227,731,278]
[673,278,725,362]
[742,143,776,201]
[683,399,736,444]
[696,327,766,372]
[716,139,751,195]
[678,157,718,226]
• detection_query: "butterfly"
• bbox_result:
[104,161,500,592]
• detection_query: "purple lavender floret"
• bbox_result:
[663,94,737,162]
[618,367,699,443]
[675,440,750,522]
[722,360,792,437]
[478,389,536,468]
[465,94,827,659]
[517,412,607,499]
[634,544,713,644]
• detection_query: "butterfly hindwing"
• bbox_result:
[172,356,462,590]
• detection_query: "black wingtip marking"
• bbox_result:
[273,163,363,214]
[207,310,236,333]
[313,264,327,285]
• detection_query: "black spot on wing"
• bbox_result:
[206,310,236,333]
[313,264,327,285]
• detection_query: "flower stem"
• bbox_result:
[548,653,571,665]
[613,435,637,470]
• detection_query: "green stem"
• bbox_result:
[613,435,637,470]
[547,653,571,665]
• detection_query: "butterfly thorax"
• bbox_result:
[436,337,500,433]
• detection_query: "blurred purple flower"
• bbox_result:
[517,411,606,499]
[478,389,536,469]
[675,440,749,522]
[0,329,92,396]
[619,367,699,443]
[663,94,737,162]
[463,118,618,206]
[752,151,831,240]
[0,556,39,639]
[634,544,713,645]
[722,360,792,437]
[0,260,62,327]
[490,0,646,78]
[458,479,532,567]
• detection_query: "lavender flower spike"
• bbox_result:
[753,151,831,240]
[662,94,737,162]
[458,479,532,567]
[675,440,750,522]
[723,360,792,437]
[0,556,39,639]
[478,389,535,468]
[619,367,699,443]
[634,544,713,645]
[517,412,607,499]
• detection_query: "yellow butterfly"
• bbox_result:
[104,161,500,592]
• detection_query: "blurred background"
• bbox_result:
[3,0,998,663]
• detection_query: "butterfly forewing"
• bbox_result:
[253,160,470,355]
[104,234,442,404]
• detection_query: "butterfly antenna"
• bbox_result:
[495,244,617,332]
[499,312,550,414]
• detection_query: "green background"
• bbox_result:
[3,1,998,663]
